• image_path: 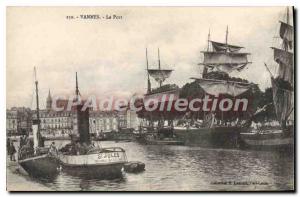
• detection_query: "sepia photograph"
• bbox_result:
[6,6,294,191]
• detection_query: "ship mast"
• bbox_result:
[147,48,173,89]
[284,7,290,51]
[286,7,289,26]
[207,29,211,52]
[34,67,40,126]
[196,27,252,124]
[74,72,90,143]
[269,7,294,128]
[34,67,42,147]
[146,48,151,94]
[202,29,210,78]
[158,48,162,87]
[225,26,228,47]
[75,72,79,97]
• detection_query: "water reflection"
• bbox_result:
[22,141,294,191]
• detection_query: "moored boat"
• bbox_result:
[18,150,60,179]
[240,127,293,150]
[59,147,127,179]
[174,27,254,148]
[58,73,128,179]
[240,7,294,150]
[139,127,184,145]
[174,126,241,148]
[136,48,184,145]
[18,67,60,179]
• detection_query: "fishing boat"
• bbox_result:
[18,67,60,179]
[240,7,294,150]
[174,27,254,148]
[58,73,128,179]
[136,48,184,145]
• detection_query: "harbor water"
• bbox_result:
[7,140,294,191]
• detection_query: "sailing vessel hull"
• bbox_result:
[144,139,184,145]
[174,126,242,148]
[136,135,184,145]
[240,127,294,151]
[136,127,184,145]
[18,154,60,179]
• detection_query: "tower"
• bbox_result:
[46,89,52,111]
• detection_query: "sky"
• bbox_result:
[6,6,290,109]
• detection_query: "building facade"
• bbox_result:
[126,109,139,130]
[6,107,32,136]
[37,90,73,136]
[89,111,118,134]
[7,90,129,136]
[117,110,127,129]
[39,110,73,136]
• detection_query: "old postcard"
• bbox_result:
[6,6,294,191]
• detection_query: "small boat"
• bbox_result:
[113,129,135,142]
[137,126,184,145]
[59,146,127,179]
[18,67,60,179]
[145,138,184,145]
[58,73,128,179]
[240,7,294,150]
[124,161,145,173]
[44,135,71,141]
[240,127,293,150]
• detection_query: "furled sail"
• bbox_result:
[197,78,251,97]
[270,7,294,127]
[271,78,293,125]
[202,52,249,65]
[279,21,294,50]
[148,69,173,84]
[201,51,249,72]
[211,41,243,53]
[272,47,293,83]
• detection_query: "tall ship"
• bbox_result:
[240,7,294,150]
[58,73,128,179]
[174,27,254,148]
[136,48,184,145]
[18,67,60,179]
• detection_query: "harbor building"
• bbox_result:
[7,90,127,137]
[126,109,139,130]
[6,107,32,136]
[89,111,119,134]
[32,90,74,137]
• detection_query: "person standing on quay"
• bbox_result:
[9,141,16,161]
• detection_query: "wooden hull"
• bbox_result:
[135,134,184,145]
[174,126,242,148]
[44,136,71,141]
[144,139,184,145]
[240,128,294,150]
[59,148,127,179]
[18,154,60,179]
